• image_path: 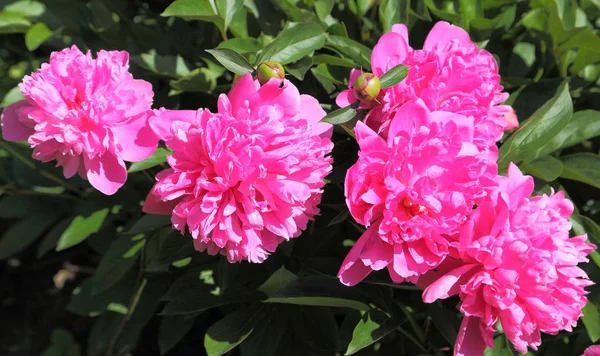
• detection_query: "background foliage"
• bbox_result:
[1,0,600,355]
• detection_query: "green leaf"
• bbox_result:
[0,212,60,260]
[379,0,409,32]
[91,235,145,294]
[0,195,45,218]
[40,328,81,356]
[126,214,172,235]
[521,155,563,182]
[379,64,408,89]
[498,81,572,168]
[204,309,262,356]
[345,309,398,355]
[132,53,191,79]
[217,38,261,54]
[206,48,254,76]
[258,266,298,296]
[156,231,195,269]
[25,22,52,51]
[67,273,136,316]
[428,303,460,345]
[56,208,109,251]
[216,0,243,31]
[315,0,334,21]
[158,315,196,355]
[0,12,31,33]
[4,0,45,18]
[128,148,171,173]
[263,276,370,311]
[257,22,326,65]
[239,306,287,356]
[160,287,262,315]
[529,110,600,158]
[321,106,358,125]
[582,302,600,343]
[328,208,350,226]
[37,217,74,258]
[161,0,224,30]
[326,35,372,69]
[484,335,516,356]
[560,153,600,189]
[285,56,313,80]
[1,86,25,107]
[577,215,600,245]
[313,54,355,68]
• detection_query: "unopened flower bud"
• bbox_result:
[353,72,381,102]
[256,61,285,85]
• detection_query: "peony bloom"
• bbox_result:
[143,73,333,263]
[336,21,515,153]
[582,345,600,356]
[421,164,595,356]
[338,99,497,286]
[1,46,158,195]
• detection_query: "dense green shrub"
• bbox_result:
[1,1,600,355]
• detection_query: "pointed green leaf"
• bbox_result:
[204,309,262,356]
[216,0,243,31]
[379,64,408,88]
[258,22,326,65]
[321,106,358,125]
[560,153,600,189]
[0,212,60,260]
[206,48,254,76]
[498,81,572,168]
[128,148,171,173]
[56,208,109,251]
[345,309,398,355]
[25,22,52,51]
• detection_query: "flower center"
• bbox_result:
[403,198,427,218]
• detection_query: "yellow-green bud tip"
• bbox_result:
[256,61,285,85]
[353,73,381,102]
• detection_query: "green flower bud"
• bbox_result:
[353,73,381,102]
[256,61,285,85]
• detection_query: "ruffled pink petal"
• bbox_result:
[423,21,471,50]
[142,191,181,215]
[299,95,332,138]
[372,32,410,76]
[227,73,260,114]
[249,78,300,118]
[338,221,382,286]
[422,263,479,303]
[112,115,158,162]
[84,153,127,195]
[335,89,357,108]
[582,345,600,356]
[1,100,34,141]
[149,109,198,141]
[455,316,489,356]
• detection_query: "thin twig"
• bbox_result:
[397,326,429,354]
[105,247,146,356]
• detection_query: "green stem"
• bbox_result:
[5,189,81,201]
[397,326,428,354]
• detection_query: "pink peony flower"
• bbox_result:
[582,345,600,356]
[336,21,515,152]
[143,73,333,263]
[421,164,595,355]
[1,46,158,195]
[338,99,497,286]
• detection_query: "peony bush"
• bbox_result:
[0,1,599,356]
